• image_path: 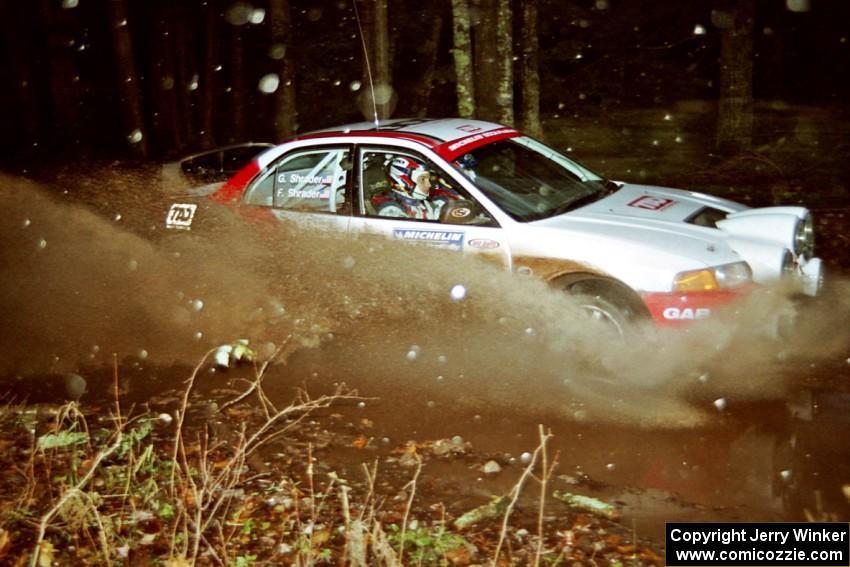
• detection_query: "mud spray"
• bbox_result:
[2,171,848,428]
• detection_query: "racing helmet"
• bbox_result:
[386,156,429,200]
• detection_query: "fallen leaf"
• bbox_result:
[36,540,54,567]
[0,529,10,559]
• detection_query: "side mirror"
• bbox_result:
[439,199,478,225]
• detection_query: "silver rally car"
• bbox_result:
[166,118,824,332]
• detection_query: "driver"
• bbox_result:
[373,156,453,220]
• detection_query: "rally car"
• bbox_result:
[165,118,823,334]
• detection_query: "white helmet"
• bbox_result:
[386,156,429,200]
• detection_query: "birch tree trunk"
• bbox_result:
[373,0,393,119]
[269,0,297,140]
[715,0,755,151]
[107,0,148,158]
[451,0,475,118]
[519,0,541,138]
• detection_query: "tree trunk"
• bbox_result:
[107,0,148,158]
[149,0,183,155]
[1,2,40,153]
[199,2,218,149]
[519,0,541,138]
[410,11,444,117]
[451,0,475,118]
[472,0,499,121]
[715,0,755,152]
[173,2,195,149]
[494,0,514,125]
[356,0,394,122]
[229,23,246,142]
[269,0,297,140]
[39,0,84,151]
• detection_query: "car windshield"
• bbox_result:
[452,136,611,222]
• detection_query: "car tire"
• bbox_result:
[557,278,647,339]
[569,292,631,337]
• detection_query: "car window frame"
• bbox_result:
[354,144,499,227]
[242,143,354,215]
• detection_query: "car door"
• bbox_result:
[242,145,352,233]
[349,146,512,269]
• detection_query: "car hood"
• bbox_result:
[576,183,748,221]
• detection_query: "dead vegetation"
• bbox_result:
[0,345,665,566]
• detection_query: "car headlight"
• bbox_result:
[794,213,814,260]
[673,261,752,292]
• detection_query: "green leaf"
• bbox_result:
[37,431,88,450]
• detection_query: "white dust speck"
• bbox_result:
[713,398,727,411]
[250,8,265,24]
[693,24,706,35]
[37,238,47,250]
[357,401,366,409]
[191,299,204,312]
[258,74,280,94]
[62,0,79,8]
[406,345,420,361]
[606,463,616,472]
[520,452,532,464]
[137,349,149,360]
[350,80,362,92]
[127,129,144,144]
[450,284,467,301]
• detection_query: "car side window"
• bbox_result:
[244,148,350,213]
[359,149,496,226]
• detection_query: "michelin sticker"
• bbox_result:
[393,229,464,251]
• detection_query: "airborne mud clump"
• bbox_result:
[1,171,849,427]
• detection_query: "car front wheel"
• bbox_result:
[555,277,649,338]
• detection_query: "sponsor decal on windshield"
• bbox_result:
[436,127,521,160]
[393,229,464,250]
[628,195,676,211]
